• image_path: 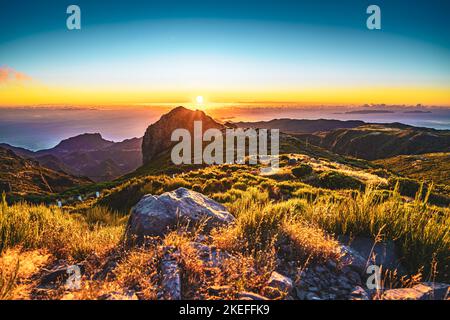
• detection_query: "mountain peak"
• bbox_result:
[142,106,224,164]
[52,133,114,152]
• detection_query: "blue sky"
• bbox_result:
[0,0,449,106]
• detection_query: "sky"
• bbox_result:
[0,0,450,106]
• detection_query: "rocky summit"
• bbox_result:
[142,106,224,164]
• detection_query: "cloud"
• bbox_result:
[0,66,32,84]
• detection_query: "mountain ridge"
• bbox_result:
[1,134,143,182]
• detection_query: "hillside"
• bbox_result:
[1,134,143,182]
[373,153,450,185]
[318,124,450,160]
[232,120,450,160]
[233,118,364,134]
[0,147,92,196]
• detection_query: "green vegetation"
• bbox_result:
[0,202,124,260]
[374,153,450,185]
[1,151,449,299]
[291,164,313,178]
[318,171,365,190]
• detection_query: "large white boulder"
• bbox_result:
[128,187,235,238]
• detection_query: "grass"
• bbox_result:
[0,202,125,260]
[297,185,450,279]
[1,153,449,299]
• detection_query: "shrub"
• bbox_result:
[388,177,421,198]
[318,171,365,190]
[292,164,313,178]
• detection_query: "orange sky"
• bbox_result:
[1,77,450,107]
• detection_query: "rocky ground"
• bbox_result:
[23,187,449,300]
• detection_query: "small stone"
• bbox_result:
[326,260,337,271]
[382,282,450,300]
[306,292,321,300]
[295,287,307,300]
[351,286,370,300]
[314,266,327,274]
[346,271,362,285]
[267,271,294,293]
[160,247,181,300]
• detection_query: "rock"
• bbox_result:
[314,266,327,274]
[350,286,370,300]
[160,246,181,300]
[382,282,450,300]
[338,236,404,273]
[189,242,234,268]
[295,287,307,300]
[306,292,321,300]
[39,263,85,286]
[142,106,225,164]
[267,271,294,293]
[337,276,353,290]
[326,260,337,271]
[346,270,362,285]
[421,282,450,300]
[262,286,284,299]
[238,292,269,300]
[339,245,367,275]
[128,188,235,238]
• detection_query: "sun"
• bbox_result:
[196,96,204,104]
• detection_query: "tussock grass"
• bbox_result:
[113,248,159,300]
[84,206,127,227]
[213,188,340,265]
[0,258,19,299]
[0,248,51,300]
[0,203,125,260]
[299,186,450,279]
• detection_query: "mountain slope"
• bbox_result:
[1,134,143,182]
[373,152,450,185]
[0,147,92,196]
[318,124,450,160]
[233,119,365,134]
[142,106,225,164]
[37,133,114,155]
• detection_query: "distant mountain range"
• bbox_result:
[0,146,92,196]
[1,108,449,187]
[233,119,450,161]
[233,119,365,134]
[0,134,142,182]
[316,123,450,160]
